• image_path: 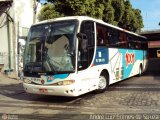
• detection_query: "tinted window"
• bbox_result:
[96,24,108,46]
[108,28,119,47]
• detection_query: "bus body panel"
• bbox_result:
[93,48,147,84]
[23,71,100,96]
[23,47,147,96]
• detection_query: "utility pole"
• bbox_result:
[33,0,37,24]
[7,13,11,70]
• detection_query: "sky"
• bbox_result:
[130,0,160,31]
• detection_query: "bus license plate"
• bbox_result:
[39,88,48,93]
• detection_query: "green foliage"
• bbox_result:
[119,0,133,29]
[103,0,114,24]
[38,4,63,21]
[38,0,144,32]
[112,0,125,23]
[133,9,144,32]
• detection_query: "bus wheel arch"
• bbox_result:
[96,69,109,93]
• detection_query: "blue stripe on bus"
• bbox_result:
[94,47,109,65]
[54,74,69,79]
[47,74,69,82]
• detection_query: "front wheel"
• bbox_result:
[96,73,109,93]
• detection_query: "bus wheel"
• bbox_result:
[97,73,109,93]
[139,65,143,76]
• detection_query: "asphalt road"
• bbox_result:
[0,59,160,120]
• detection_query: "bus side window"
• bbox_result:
[141,38,148,50]
[128,35,135,49]
[96,24,108,46]
[97,29,104,45]
[108,28,119,47]
[119,32,128,48]
[136,41,141,49]
[107,28,112,45]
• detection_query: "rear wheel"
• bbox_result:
[139,65,143,76]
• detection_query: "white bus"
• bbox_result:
[23,16,147,96]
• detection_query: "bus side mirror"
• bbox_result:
[77,33,87,40]
[77,33,87,52]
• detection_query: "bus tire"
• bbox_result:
[96,72,109,93]
[138,64,143,76]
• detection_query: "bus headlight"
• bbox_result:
[23,79,31,84]
[52,80,75,86]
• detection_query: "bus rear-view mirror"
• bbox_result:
[77,33,87,40]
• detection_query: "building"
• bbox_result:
[140,30,160,58]
[0,0,41,74]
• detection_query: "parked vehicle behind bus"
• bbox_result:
[23,16,148,96]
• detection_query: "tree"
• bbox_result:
[53,0,104,19]
[112,0,125,24]
[38,0,144,32]
[38,4,63,21]
[103,0,115,24]
[118,0,134,30]
[133,9,144,32]
[93,0,104,19]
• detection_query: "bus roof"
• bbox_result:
[34,16,147,39]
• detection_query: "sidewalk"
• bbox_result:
[0,72,21,85]
[0,72,24,96]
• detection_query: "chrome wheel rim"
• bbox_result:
[139,67,142,75]
[98,76,107,90]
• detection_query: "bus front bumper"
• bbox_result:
[23,83,80,97]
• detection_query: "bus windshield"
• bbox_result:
[24,20,78,75]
